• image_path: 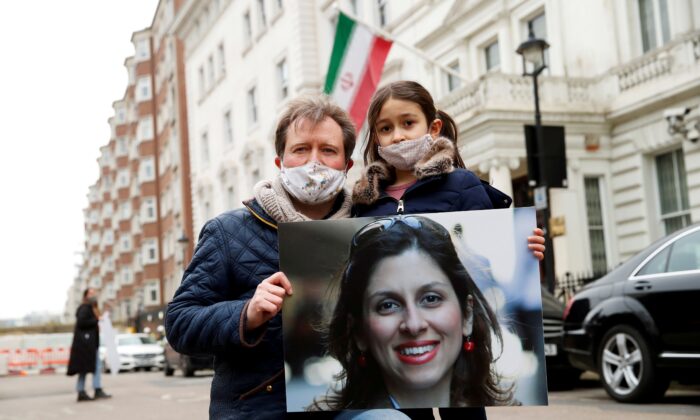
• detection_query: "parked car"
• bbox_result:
[163,338,213,377]
[541,286,581,388]
[563,223,700,402]
[100,333,165,372]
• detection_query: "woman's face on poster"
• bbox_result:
[359,248,468,392]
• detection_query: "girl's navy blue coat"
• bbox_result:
[352,138,512,217]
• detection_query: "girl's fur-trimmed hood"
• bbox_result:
[352,136,456,205]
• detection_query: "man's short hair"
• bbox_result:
[274,95,356,161]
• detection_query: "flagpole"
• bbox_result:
[333,5,470,83]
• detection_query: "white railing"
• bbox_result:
[439,30,700,119]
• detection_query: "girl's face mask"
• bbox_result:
[279,161,347,204]
[377,134,434,171]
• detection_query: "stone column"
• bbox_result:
[478,157,519,206]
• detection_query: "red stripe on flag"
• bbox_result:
[348,36,393,130]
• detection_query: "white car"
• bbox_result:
[100,333,165,372]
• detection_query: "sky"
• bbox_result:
[0,0,160,319]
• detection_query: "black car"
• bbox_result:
[163,338,214,377]
[541,287,581,388]
[563,223,700,402]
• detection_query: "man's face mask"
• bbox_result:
[377,134,433,171]
[279,161,347,205]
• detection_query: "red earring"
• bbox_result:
[358,353,367,368]
[463,336,475,353]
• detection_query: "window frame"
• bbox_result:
[654,148,690,235]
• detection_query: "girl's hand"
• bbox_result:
[528,228,546,261]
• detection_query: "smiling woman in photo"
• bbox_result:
[310,215,512,410]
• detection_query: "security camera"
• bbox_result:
[664,107,690,120]
[664,107,690,136]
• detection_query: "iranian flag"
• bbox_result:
[324,12,393,129]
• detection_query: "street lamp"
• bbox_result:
[177,233,189,270]
[516,31,556,293]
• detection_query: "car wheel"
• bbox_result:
[598,325,668,402]
[182,356,195,377]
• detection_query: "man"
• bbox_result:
[66,288,112,402]
[166,95,355,419]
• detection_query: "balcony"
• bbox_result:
[438,30,700,125]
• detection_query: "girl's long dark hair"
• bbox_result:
[363,80,465,169]
[311,217,511,410]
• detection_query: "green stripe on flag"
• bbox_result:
[324,13,355,94]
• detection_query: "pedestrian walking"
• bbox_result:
[66,288,112,402]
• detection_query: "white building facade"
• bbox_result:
[175,0,700,281]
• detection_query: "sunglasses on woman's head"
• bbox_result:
[351,216,449,247]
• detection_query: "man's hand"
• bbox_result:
[245,272,293,331]
[528,228,546,261]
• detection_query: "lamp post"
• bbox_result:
[516,31,556,293]
[177,233,189,270]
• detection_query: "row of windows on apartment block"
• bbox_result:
[196,47,288,133]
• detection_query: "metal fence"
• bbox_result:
[554,270,608,303]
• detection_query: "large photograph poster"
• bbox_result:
[279,208,548,412]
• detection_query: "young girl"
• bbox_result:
[350,80,544,419]
[352,80,544,259]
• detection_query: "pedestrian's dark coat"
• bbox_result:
[352,137,512,217]
[66,303,99,376]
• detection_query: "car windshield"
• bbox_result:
[118,335,156,346]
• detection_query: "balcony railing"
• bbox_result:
[438,29,700,120]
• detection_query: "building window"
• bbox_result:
[257,0,267,29]
[136,77,152,102]
[247,86,258,126]
[117,170,129,188]
[143,239,158,264]
[201,131,210,165]
[243,11,253,47]
[485,41,500,71]
[145,281,160,305]
[138,158,155,183]
[656,149,690,235]
[377,0,388,27]
[525,13,548,73]
[218,42,226,77]
[136,39,150,60]
[223,110,233,144]
[638,0,671,53]
[117,137,128,155]
[140,158,155,182]
[584,177,608,274]
[198,66,205,98]
[120,202,131,219]
[207,54,215,88]
[138,118,153,141]
[142,197,156,221]
[277,58,289,99]
[445,61,461,93]
[121,236,131,252]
